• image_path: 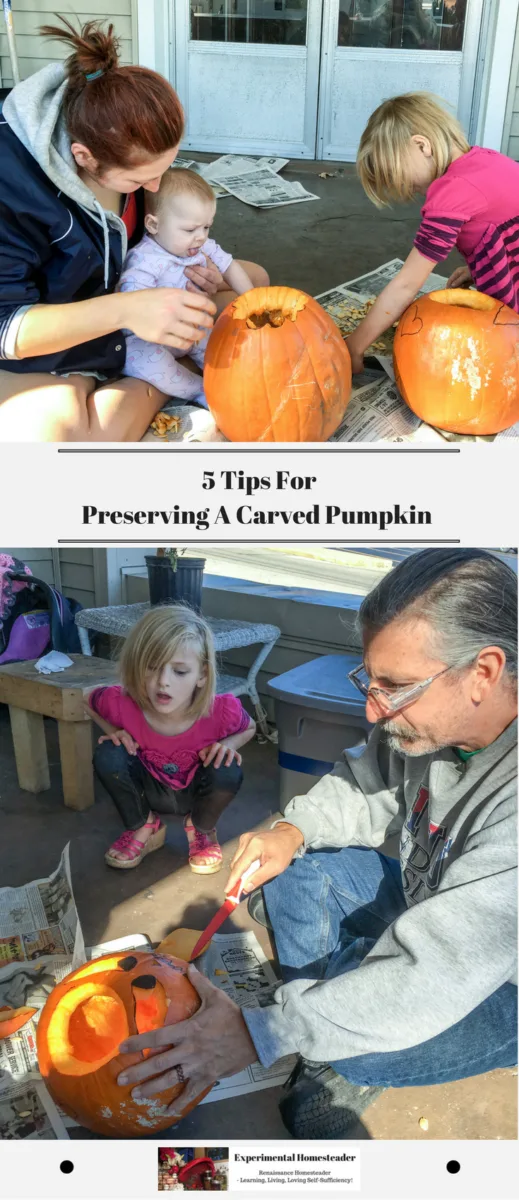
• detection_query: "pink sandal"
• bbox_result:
[184,816,223,874]
[105,814,166,870]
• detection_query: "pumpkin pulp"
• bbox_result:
[233,287,307,329]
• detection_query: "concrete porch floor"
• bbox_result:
[0,704,516,1143]
[199,156,464,296]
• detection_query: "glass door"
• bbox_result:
[175,0,324,158]
[317,0,484,160]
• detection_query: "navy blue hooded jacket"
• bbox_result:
[0,65,144,378]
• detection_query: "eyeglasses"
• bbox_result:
[348,663,453,715]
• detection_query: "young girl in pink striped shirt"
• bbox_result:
[346,93,519,374]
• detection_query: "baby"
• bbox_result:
[118,168,253,406]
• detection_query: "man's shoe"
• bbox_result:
[247,887,273,931]
[279,1056,385,1138]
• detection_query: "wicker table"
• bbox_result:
[75,606,280,735]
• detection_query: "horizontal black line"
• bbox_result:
[57,447,459,454]
[58,539,461,545]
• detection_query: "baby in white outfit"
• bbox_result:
[118,168,253,406]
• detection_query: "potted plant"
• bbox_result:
[145,549,206,613]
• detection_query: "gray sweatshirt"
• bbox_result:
[244,720,517,1067]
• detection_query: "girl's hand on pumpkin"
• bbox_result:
[226,823,305,896]
[98,730,139,756]
[447,265,472,289]
[123,287,216,349]
[184,255,224,296]
[199,741,243,769]
[117,965,257,1116]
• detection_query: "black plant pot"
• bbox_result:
[145,556,206,613]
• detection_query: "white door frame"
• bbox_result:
[472,0,519,150]
[171,0,324,158]
[136,0,518,159]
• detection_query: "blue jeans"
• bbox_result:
[263,847,518,1087]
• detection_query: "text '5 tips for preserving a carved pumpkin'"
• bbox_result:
[81,472,432,534]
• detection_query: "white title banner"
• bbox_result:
[0,444,516,547]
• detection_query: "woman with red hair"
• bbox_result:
[0,18,267,441]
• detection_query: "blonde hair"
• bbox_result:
[146,167,216,218]
[357,92,470,208]
[119,605,216,719]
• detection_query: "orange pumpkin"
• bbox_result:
[0,1005,37,1038]
[36,951,211,1137]
[204,286,352,441]
[393,288,519,435]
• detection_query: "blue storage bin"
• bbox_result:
[268,653,371,811]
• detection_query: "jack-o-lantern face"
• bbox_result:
[36,951,211,1137]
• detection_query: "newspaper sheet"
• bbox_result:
[172,153,290,201]
[331,375,446,444]
[198,930,296,1103]
[0,846,85,1140]
[339,257,452,298]
[212,160,319,208]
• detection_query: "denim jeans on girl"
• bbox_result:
[263,846,517,1087]
[93,740,243,833]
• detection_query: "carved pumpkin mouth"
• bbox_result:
[429,289,496,312]
[232,286,308,328]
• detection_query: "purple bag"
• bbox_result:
[0,610,51,665]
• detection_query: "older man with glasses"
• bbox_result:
[115,548,517,1139]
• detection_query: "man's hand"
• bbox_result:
[447,265,472,289]
[117,965,257,1117]
[123,287,216,350]
[199,741,242,768]
[184,254,224,296]
[98,729,139,755]
[226,823,304,895]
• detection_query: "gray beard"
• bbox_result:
[383,725,450,757]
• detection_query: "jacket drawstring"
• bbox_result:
[93,201,127,291]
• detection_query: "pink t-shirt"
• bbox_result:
[414,147,519,312]
[89,686,250,790]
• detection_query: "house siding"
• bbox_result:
[1,1,135,88]
[503,4,519,159]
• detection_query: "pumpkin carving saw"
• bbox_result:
[36,951,212,1137]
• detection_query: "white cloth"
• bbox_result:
[35,651,74,674]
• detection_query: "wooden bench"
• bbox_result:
[0,655,118,811]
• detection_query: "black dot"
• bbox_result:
[60,1161,74,1174]
[132,974,157,989]
[118,955,138,971]
[446,1161,460,1174]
